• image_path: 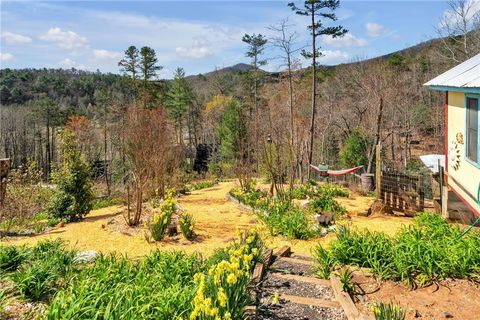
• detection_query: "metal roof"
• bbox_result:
[424,53,480,91]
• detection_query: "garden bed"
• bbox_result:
[352,272,480,319]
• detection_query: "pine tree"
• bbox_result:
[288,0,347,177]
[166,68,193,144]
[139,46,163,108]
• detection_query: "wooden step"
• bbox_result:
[281,294,340,309]
[273,273,331,287]
[278,256,314,266]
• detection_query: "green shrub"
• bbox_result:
[48,130,93,222]
[310,194,346,216]
[179,213,195,240]
[371,302,406,320]
[314,213,480,288]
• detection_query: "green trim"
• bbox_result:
[429,85,480,93]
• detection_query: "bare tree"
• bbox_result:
[436,0,480,63]
[123,104,174,226]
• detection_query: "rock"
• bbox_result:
[441,311,454,318]
[56,221,65,228]
[73,250,99,264]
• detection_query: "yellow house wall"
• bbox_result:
[447,91,480,214]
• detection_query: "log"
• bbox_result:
[274,245,291,258]
[252,263,264,284]
[281,294,340,309]
[330,274,362,320]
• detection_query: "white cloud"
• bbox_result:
[366,23,385,38]
[59,58,86,70]
[176,39,214,59]
[0,53,14,61]
[321,33,368,48]
[318,50,350,65]
[93,49,122,60]
[1,32,32,45]
[39,27,88,49]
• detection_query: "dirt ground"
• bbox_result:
[353,272,480,320]
[1,181,411,257]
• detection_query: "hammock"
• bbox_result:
[310,164,363,177]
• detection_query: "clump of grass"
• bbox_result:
[310,194,346,216]
[261,202,319,239]
[0,245,26,272]
[371,302,406,320]
[7,240,75,301]
[91,197,124,210]
[179,212,195,240]
[231,188,320,239]
[314,213,480,288]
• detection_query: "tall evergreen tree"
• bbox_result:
[166,68,193,145]
[139,46,163,108]
[242,33,268,166]
[288,0,347,177]
[118,46,139,81]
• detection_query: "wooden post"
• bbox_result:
[375,144,381,199]
[0,158,11,207]
[438,161,449,219]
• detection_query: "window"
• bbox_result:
[466,96,479,164]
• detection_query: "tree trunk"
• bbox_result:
[308,3,316,178]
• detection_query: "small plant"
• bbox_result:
[179,213,195,240]
[314,245,335,279]
[149,191,176,241]
[371,302,406,320]
[337,268,356,296]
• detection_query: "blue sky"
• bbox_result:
[0,1,458,78]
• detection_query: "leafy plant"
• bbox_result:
[190,228,263,320]
[149,191,176,241]
[371,302,406,320]
[179,213,195,240]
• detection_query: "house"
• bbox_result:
[424,54,480,220]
